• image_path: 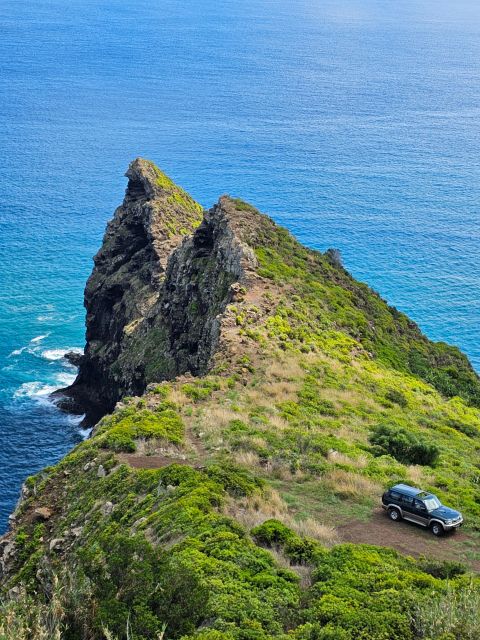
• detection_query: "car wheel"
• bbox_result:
[431,522,444,536]
[388,507,401,522]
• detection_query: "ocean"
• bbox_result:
[1,0,479,532]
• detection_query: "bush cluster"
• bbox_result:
[369,424,440,466]
[96,405,183,452]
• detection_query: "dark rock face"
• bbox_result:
[55,159,257,424]
[64,351,84,368]
[154,201,258,379]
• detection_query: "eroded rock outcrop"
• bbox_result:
[56,159,259,423]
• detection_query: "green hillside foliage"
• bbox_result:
[236,201,480,408]
[2,196,480,639]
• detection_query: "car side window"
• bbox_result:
[414,499,426,511]
[389,491,401,500]
[401,495,413,507]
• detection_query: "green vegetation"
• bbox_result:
[2,195,480,638]
[3,363,480,638]
[370,424,440,467]
[247,213,480,407]
[96,404,183,452]
[151,163,203,220]
[411,581,480,639]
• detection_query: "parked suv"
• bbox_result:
[382,484,463,536]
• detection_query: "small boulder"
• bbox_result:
[101,501,114,516]
[33,507,53,522]
[97,464,106,478]
[132,516,147,530]
[49,538,64,552]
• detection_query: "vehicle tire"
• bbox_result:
[388,507,401,522]
[431,522,444,536]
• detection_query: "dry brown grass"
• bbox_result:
[326,469,382,498]
[292,517,338,546]
[223,489,337,548]
[266,358,304,381]
[234,450,262,469]
[244,388,270,407]
[223,488,289,529]
[268,548,314,588]
[268,459,306,482]
[267,414,290,432]
[334,424,370,445]
[327,450,368,469]
[407,465,434,486]
[134,438,185,457]
[195,405,244,434]
[261,380,298,403]
[167,386,190,407]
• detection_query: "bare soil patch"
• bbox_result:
[338,508,480,572]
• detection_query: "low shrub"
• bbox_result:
[98,407,183,452]
[446,419,478,439]
[182,379,221,401]
[369,424,440,466]
[206,461,264,497]
[385,389,408,407]
[251,519,323,565]
[417,558,467,580]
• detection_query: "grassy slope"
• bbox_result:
[3,196,480,640]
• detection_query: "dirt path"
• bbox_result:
[338,508,480,572]
[117,454,196,469]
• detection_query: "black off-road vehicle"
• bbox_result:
[382,483,463,536]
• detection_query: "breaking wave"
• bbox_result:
[8,333,51,358]
[41,347,83,362]
[14,381,58,399]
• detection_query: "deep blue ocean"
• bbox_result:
[1,0,479,532]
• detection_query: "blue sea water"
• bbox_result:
[1,0,480,531]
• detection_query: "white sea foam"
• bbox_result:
[41,349,67,361]
[8,346,28,357]
[78,426,92,440]
[8,333,52,358]
[41,346,82,362]
[14,381,57,399]
[55,372,76,386]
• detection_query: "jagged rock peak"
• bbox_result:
[55,160,264,424]
[125,157,165,201]
[124,158,202,214]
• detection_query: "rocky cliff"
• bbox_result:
[57,159,260,423]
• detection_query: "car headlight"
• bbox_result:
[444,519,453,525]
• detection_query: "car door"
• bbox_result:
[399,495,416,521]
[409,498,429,526]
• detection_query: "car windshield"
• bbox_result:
[423,496,441,511]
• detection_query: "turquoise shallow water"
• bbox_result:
[1,0,480,531]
